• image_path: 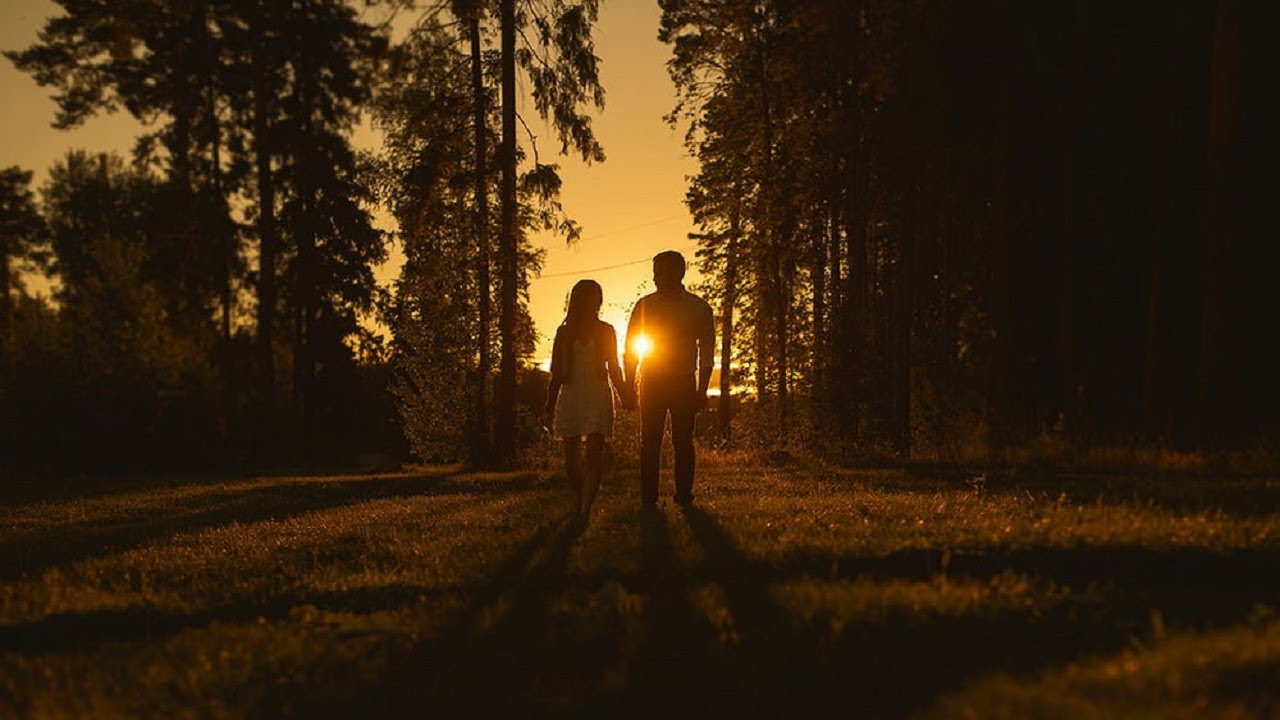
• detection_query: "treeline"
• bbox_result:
[663,0,1276,458]
[4,0,1273,475]
[0,0,608,476]
[2,0,398,475]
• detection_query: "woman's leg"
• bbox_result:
[563,437,583,510]
[581,433,605,517]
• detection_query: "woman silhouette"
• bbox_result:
[542,280,631,519]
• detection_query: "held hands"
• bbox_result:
[694,392,708,412]
[620,382,638,411]
[540,403,555,431]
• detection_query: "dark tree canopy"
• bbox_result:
[664,0,1276,456]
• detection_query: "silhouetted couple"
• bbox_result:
[542,250,716,520]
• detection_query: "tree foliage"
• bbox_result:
[5,1,401,473]
[0,166,48,371]
[664,0,1274,457]
[375,5,595,463]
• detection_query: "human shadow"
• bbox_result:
[339,514,587,718]
[8,490,1271,718]
[592,509,720,718]
[1,471,539,582]
[0,500,567,657]
[670,504,1274,719]
[675,505,825,715]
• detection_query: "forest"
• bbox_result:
[1,0,1274,478]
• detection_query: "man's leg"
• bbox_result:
[670,380,697,504]
[638,385,668,506]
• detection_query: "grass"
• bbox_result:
[1,458,1277,718]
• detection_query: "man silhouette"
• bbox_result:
[624,250,716,508]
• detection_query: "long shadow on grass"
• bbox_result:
[2,510,576,716]
[674,506,833,715]
[0,487,564,656]
[831,465,1280,520]
[592,509,722,718]
[770,543,1280,627]
[0,472,539,582]
[337,514,586,718]
[0,576,528,655]
[669,506,1275,719]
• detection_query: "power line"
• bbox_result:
[535,241,699,280]
[574,214,684,242]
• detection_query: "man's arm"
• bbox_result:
[696,300,715,399]
[623,300,642,388]
[604,323,628,403]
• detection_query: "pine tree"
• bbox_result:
[492,0,605,466]
[0,167,47,374]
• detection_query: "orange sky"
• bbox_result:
[0,0,698,366]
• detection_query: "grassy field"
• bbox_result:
[2,457,1278,718]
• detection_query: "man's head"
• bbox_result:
[652,250,686,294]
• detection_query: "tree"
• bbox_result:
[11,0,389,455]
[492,0,605,466]
[32,150,217,471]
[0,167,47,373]
[7,0,243,350]
[462,0,495,460]
[379,4,583,465]
[271,0,387,441]
[662,0,1259,459]
[373,14,477,459]
[496,0,520,464]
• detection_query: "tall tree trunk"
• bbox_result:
[986,85,1015,458]
[719,206,740,444]
[168,3,199,325]
[1141,217,1164,439]
[811,208,827,394]
[295,203,316,433]
[827,174,843,321]
[470,11,492,463]
[774,250,788,430]
[494,0,518,466]
[753,256,772,404]
[205,28,236,441]
[894,189,914,460]
[1198,0,1241,445]
[842,121,868,443]
[291,65,307,434]
[252,30,278,409]
[292,61,317,445]
[1057,98,1079,438]
[208,70,230,347]
[756,26,787,440]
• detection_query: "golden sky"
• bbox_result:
[0,0,698,366]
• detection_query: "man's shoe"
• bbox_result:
[674,494,694,507]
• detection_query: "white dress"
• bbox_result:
[555,339,615,439]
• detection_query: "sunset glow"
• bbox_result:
[1,0,1270,716]
[630,334,653,363]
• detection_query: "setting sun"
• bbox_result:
[631,334,653,362]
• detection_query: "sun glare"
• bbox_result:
[631,334,653,362]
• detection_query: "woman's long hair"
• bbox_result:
[556,280,604,378]
[562,279,603,341]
